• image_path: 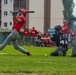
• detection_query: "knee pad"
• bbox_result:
[50,52,59,56]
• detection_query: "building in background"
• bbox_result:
[29,0,64,33]
[0,0,64,33]
[51,0,64,28]
[1,0,13,29]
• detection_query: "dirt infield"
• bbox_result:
[0,73,51,75]
[0,73,38,75]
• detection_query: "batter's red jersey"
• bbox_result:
[31,30,38,36]
[12,16,26,32]
[62,25,68,34]
[23,29,29,36]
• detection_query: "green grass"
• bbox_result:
[0,45,76,75]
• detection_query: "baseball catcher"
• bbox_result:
[50,25,68,56]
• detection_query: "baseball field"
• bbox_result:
[0,45,76,75]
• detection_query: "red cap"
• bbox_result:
[63,20,67,23]
[19,8,27,15]
[25,26,28,29]
[32,27,35,29]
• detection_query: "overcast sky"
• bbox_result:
[73,0,76,16]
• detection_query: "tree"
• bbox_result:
[62,0,75,20]
[62,0,75,39]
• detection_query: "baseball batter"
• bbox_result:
[0,8,31,56]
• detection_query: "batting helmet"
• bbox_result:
[19,8,27,15]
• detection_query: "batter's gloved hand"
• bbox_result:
[12,10,18,15]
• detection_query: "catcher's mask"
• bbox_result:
[54,25,62,33]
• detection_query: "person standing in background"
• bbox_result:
[23,26,30,46]
[31,27,38,46]
[62,20,68,36]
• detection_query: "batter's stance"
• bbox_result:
[0,8,31,56]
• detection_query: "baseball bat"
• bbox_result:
[26,11,35,13]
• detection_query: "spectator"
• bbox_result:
[41,33,52,47]
[62,20,68,36]
[30,27,38,46]
[22,26,30,46]
[45,33,52,47]
[35,34,42,46]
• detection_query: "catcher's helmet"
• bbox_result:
[54,25,62,31]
